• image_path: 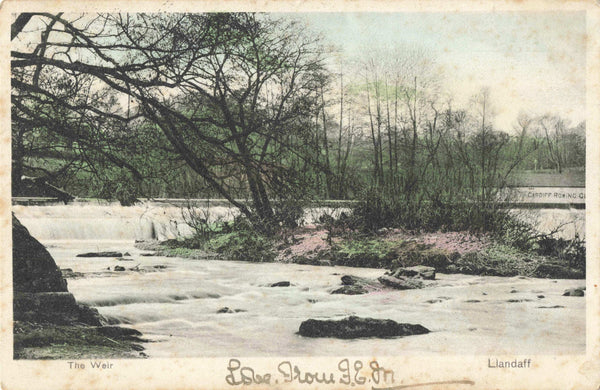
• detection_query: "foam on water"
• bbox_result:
[12,203,586,357]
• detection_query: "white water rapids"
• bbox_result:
[13,202,585,356]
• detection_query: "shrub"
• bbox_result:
[206,231,276,262]
[331,237,456,270]
[536,233,585,273]
[181,201,227,243]
[348,189,514,234]
[273,199,305,229]
[94,170,140,206]
[332,238,396,268]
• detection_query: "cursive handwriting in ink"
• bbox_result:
[372,379,475,390]
[225,358,398,387]
[277,361,336,384]
[225,359,271,386]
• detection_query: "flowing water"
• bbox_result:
[12,202,586,357]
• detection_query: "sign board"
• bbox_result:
[499,187,585,205]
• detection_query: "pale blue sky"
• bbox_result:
[283,12,586,132]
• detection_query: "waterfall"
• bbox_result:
[12,201,585,242]
[12,201,237,242]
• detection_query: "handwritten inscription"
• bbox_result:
[226,358,395,387]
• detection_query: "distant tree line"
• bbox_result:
[11,12,585,232]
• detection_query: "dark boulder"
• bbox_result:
[114,265,126,271]
[563,288,585,297]
[378,275,424,290]
[13,215,67,293]
[298,316,429,339]
[333,275,382,295]
[387,265,435,280]
[77,304,103,326]
[271,281,290,287]
[216,307,247,314]
[96,325,142,339]
[61,268,85,279]
[332,285,368,295]
[13,214,106,327]
[345,275,381,288]
[14,292,79,324]
[77,251,123,258]
[12,215,145,358]
[13,292,103,326]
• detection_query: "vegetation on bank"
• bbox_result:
[13,13,586,278]
[147,197,585,280]
[13,321,146,359]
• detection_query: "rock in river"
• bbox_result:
[298,316,429,339]
[333,275,381,295]
[77,251,123,258]
[387,265,436,280]
[563,288,585,297]
[332,285,368,295]
[378,275,424,290]
[217,307,247,314]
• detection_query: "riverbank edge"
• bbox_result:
[13,321,147,360]
[12,214,148,360]
[136,227,585,280]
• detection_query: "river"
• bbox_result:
[12,202,586,357]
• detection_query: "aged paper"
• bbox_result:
[1,0,599,389]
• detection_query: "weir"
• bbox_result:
[13,199,584,242]
[9,199,586,358]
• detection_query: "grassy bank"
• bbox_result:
[13,321,147,360]
[143,225,584,280]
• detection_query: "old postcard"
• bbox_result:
[1,0,599,389]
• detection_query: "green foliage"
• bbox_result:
[171,210,277,262]
[330,236,455,270]
[347,189,512,234]
[536,234,586,273]
[13,322,143,359]
[388,243,457,270]
[206,231,276,262]
[180,201,230,243]
[273,199,306,229]
[490,215,586,275]
[87,169,140,206]
[451,245,526,276]
[332,238,396,268]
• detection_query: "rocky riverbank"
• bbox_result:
[139,226,584,280]
[12,214,147,359]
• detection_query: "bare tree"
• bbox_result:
[538,114,568,173]
[12,13,329,230]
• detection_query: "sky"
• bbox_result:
[285,12,586,133]
[14,12,586,134]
